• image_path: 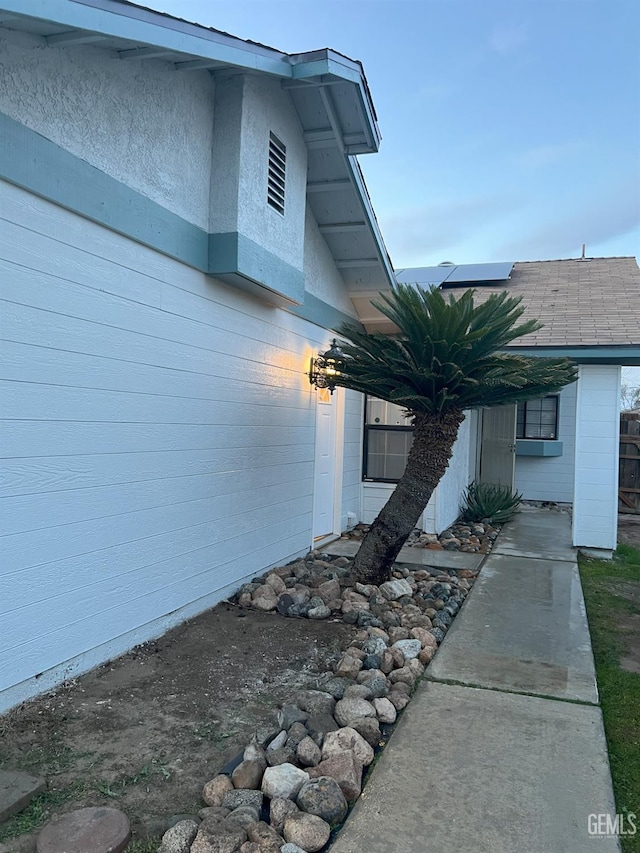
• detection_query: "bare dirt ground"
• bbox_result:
[3,517,636,850]
[0,602,353,850]
[618,514,640,551]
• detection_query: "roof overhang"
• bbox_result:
[0,0,394,294]
[508,346,640,366]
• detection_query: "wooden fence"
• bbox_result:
[619,412,640,514]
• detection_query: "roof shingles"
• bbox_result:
[449,257,640,347]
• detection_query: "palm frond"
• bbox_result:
[335,283,577,413]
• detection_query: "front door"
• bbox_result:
[312,388,337,541]
[479,405,517,488]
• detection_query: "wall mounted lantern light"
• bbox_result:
[308,339,345,394]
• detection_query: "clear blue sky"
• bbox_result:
[147,0,639,269]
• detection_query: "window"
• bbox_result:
[516,395,559,439]
[363,397,413,482]
[267,132,286,215]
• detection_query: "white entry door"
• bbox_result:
[479,405,517,488]
[312,388,338,541]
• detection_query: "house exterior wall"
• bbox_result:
[303,206,358,317]
[514,381,577,503]
[0,28,215,230]
[341,390,364,530]
[237,74,308,273]
[361,414,471,533]
[572,365,621,551]
[0,178,351,712]
[435,414,471,531]
[210,73,308,274]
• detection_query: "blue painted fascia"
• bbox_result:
[346,155,395,287]
[293,58,362,85]
[293,52,380,151]
[506,346,640,365]
[2,0,292,77]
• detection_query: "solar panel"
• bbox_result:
[394,262,514,288]
[394,266,455,286]
[443,262,514,284]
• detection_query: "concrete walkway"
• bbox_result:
[330,508,620,853]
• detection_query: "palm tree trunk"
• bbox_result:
[352,409,465,585]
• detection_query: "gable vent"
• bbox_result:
[267,132,286,215]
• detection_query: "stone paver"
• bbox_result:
[492,507,576,562]
[427,552,599,703]
[36,807,130,853]
[330,681,619,853]
[0,769,46,823]
[323,539,484,570]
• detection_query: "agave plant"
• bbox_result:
[460,481,522,525]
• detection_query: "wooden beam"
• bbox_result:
[335,259,379,269]
[175,59,227,71]
[306,179,351,193]
[46,31,106,46]
[282,78,345,90]
[303,129,334,144]
[119,46,174,60]
[619,491,636,508]
[318,222,366,234]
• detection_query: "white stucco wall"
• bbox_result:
[572,365,621,551]
[303,205,359,317]
[237,74,308,272]
[0,180,346,712]
[0,29,215,229]
[515,381,577,503]
[208,74,243,233]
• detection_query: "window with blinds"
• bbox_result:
[516,395,559,439]
[363,396,414,482]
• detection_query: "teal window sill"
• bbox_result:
[516,439,563,457]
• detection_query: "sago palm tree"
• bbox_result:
[332,283,578,584]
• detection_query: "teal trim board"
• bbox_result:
[288,292,364,334]
[0,112,210,270]
[516,440,564,457]
[0,111,352,331]
[209,232,305,306]
[508,346,640,365]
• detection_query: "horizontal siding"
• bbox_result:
[0,181,338,707]
[515,381,577,503]
[435,413,470,533]
[341,389,363,528]
[5,518,310,691]
[573,366,621,550]
[362,483,437,532]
